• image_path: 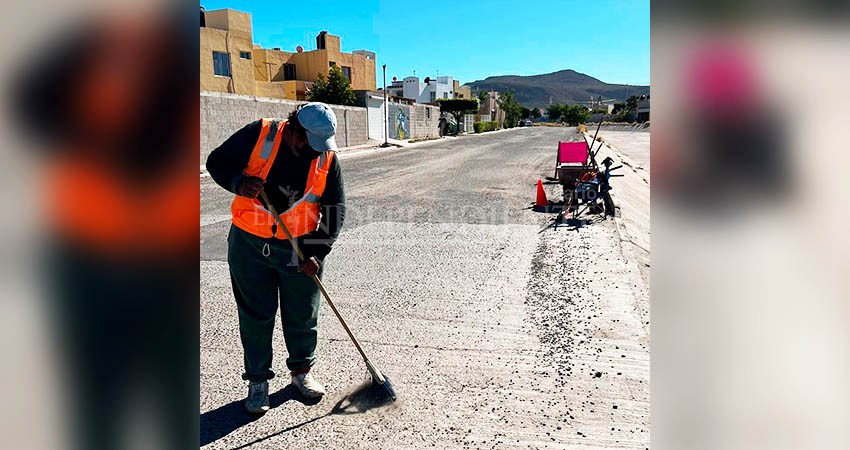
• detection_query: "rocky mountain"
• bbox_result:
[464,69,649,109]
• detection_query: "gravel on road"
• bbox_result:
[201,126,650,449]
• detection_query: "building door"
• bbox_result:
[367,97,384,141]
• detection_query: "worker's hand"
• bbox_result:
[237,176,264,198]
[298,257,320,277]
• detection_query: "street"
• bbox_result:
[200,126,650,449]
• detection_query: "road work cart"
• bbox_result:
[551,130,621,219]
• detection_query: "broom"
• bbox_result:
[258,191,397,401]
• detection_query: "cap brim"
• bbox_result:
[306,130,337,152]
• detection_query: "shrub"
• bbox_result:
[473,121,500,133]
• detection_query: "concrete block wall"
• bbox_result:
[387,103,410,140]
[409,104,441,140]
[201,91,368,164]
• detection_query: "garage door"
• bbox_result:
[367,98,384,141]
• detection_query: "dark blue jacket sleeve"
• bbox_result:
[205,120,261,194]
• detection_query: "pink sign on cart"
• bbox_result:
[557,141,588,165]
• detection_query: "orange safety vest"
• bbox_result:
[47,151,198,258]
[44,23,199,260]
[231,118,335,239]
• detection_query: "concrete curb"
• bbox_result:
[461,126,523,137]
[583,132,648,178]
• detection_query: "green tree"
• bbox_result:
[437,98,480,136]
[477,91,489,102]
[530,107,542,119]
[520,107,531,120]
[626,95,639,111]
[560,104,590,126]
[497,90,522,128]
[611,102,626,115]
[612,108,633,123]
[307,66,356,106]
[547,103,564,121]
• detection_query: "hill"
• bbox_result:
[464,69,649,109]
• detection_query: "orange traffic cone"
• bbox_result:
[535,179,548,207]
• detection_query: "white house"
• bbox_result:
[386,79,404,98]
[388,75,455,104]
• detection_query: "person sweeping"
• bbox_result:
[206,102,345,414]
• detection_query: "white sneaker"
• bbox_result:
[291,373,326,399]
[245,381,270,414]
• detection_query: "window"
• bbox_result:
[341,66,351,81]
[213,52,231,77]
[239,51,251,60]
[283,64,297,81]
[329,61,336,67]
[426,108,431,119]
[430,91,436,102]
[443,92,449,99]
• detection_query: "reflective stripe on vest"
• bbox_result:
[230,118,335,239]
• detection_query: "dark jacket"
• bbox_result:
[206,120,345,260]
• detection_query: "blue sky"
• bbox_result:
[201,0,649,88]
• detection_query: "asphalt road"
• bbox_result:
[201,126,650,449]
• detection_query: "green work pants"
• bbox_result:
[227,225,321,382]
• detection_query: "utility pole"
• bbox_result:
[382,64,390,147]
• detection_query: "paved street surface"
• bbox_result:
[201,126,650,449]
